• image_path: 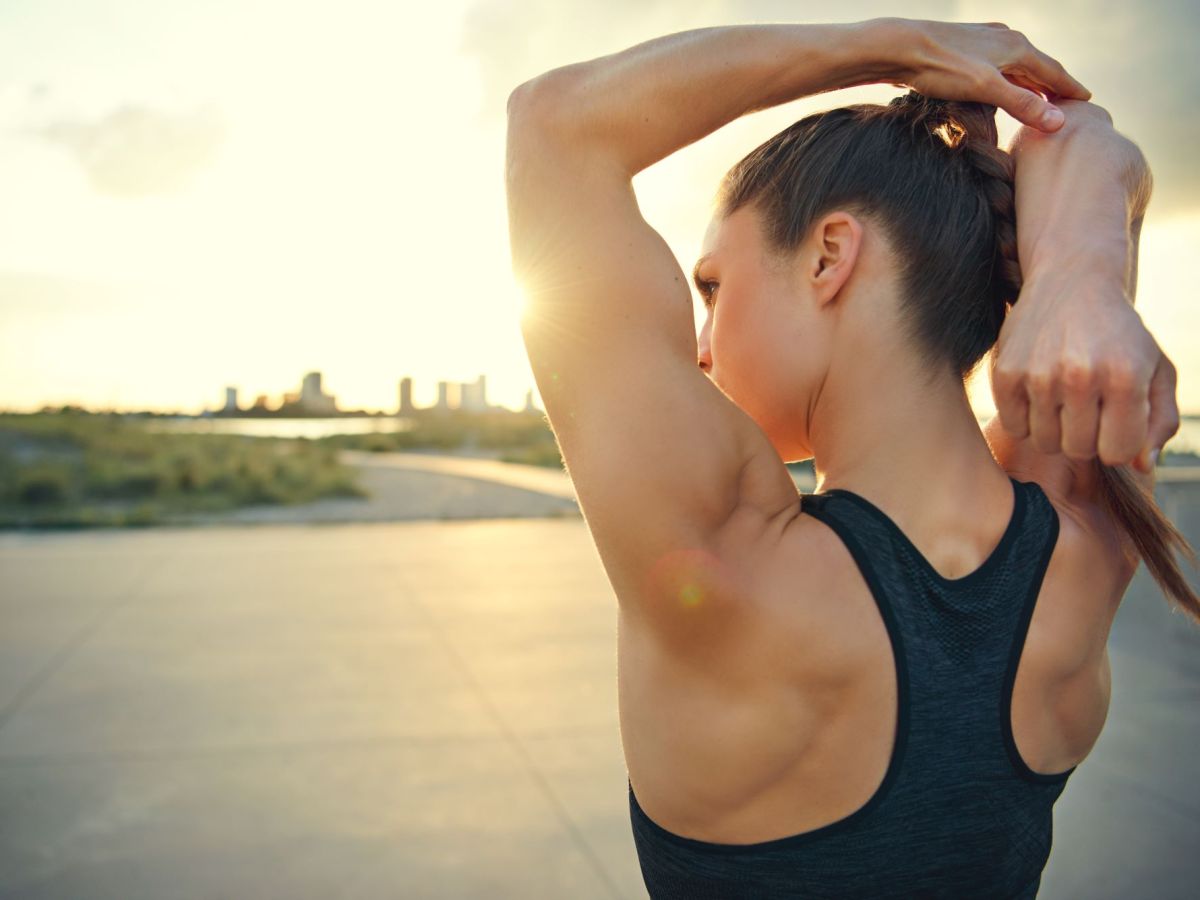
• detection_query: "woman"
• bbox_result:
[505,17,1195,899]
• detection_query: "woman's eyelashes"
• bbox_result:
[697,279,718,308]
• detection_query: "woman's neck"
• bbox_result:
[809,367,1007,507]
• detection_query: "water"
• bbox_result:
[144,417,417,440]
[140,414,1200,453]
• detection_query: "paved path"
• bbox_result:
[339,450,583,500]
[161,451,585,527]
[0,475,1197,898]
[162,450,817,528]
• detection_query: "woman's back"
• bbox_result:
[620,448,1138,897]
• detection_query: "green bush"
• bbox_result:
[15,464,72,505]
[0,413,372,526]
[122,502,161,527]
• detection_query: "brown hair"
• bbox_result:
[717,90,1199,625]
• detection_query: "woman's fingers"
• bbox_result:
[1093,368,1150,468]
[1017,43,1092,101]
[1059,374,1104,462]
[1140,353,1182,469]
[996,392,1032,441]
[991,346,1032,440]
[994,327,1178,474]
[1027,377,1065,454]
[992,25,1092,100]
[900,20,1094,129]
[984,70,1067,130]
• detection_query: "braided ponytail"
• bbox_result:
[887,90,1023,313]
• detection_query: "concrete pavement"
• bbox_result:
[0,519,638,899]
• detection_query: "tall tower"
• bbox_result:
[476,374,488,411]
[460,374,488,412]
[301,371,323,403]
[299,371,337,414]
[223,386,239,413]
[398,377,414,415]
[435,380,457,413]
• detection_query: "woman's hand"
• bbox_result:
[879,17,1093,131]
[991,267,1179,475]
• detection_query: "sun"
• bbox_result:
[508,274,536,326]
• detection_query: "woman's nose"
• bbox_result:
[697,330,713,373]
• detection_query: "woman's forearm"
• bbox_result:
[1009,100,1153,298]
[510,20,897,175]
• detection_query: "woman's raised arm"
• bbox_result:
[509,18,1090,177]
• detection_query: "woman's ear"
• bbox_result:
[806,211,862,305]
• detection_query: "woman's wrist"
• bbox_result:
[847,17,922,87]
[1010,104,1150,292]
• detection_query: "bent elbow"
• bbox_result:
[506,68,585,131]
[506,78,542,120]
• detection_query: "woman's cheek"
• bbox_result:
[719,326,775,411]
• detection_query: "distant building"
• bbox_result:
[251,393,273,411]
[222,386,239,413]
[435,380,459,413]
[523,389,540,414]
[460,374,488,412]
[398,377,415,415]
[299,371,337,414]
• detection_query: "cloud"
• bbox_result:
[954,0,1200,219]
[464,0,1199,217]
[31,102,227,197]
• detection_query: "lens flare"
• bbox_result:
[643,544,731,612]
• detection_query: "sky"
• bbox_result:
[0,0,1197,415]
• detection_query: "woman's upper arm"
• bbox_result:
[506,85,801,650]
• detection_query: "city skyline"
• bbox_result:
[214,370,541,417]
[0,368,542,417]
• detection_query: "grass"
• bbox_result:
[0,410,367,529]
